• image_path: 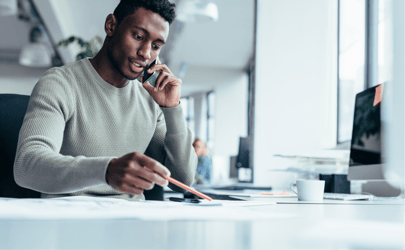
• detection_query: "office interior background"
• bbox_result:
[0,0,403,190]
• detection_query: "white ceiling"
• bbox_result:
[170,0,255,69]
[0,0,255,96]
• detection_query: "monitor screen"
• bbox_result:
[236,137,250,169]
[349,85,382,167]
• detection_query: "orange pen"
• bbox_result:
[167,176,212,201]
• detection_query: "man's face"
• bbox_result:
[193,140,206,157]
[107,7,169,80]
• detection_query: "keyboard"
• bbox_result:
[323,193,374,201]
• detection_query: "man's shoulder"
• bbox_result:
[32,60,86,98]
[42,60,85,79]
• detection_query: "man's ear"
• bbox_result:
[105,14,118,37]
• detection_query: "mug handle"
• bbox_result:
[290,183,298,195]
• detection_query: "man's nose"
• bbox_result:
[138,43,151,61]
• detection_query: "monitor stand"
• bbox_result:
[362,180,402,197]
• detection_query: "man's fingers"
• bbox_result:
[142,80,155,94]
[115,152,170,188]
[160,77,181,91]
[133,153,171,178]
[124,173,156,190]
[148,64,173,76]
[154,72,169,91]
[140,166,169,187]
[128,163,168,188]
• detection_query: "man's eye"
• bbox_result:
[134,34,143,40]
[152,44,161,50]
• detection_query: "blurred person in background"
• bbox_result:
[193,139,212,184]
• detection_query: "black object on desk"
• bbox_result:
[213,185,272,191]
[320,174,350,194]
[169,197,201,203]
[184,191,245,201]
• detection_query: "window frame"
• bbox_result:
[206,91,215,147]
[180,96,194,131]
[337,0,379,145]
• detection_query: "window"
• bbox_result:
[180,97,194,132]
[377,0,390,84]
[338,0,366,143]
[206,91,215,150]
[338,0,386,144]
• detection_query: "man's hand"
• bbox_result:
[141,58,181,108]
[106,152,170,195]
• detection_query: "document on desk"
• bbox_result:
[190,200,276,206]
[207,190,297,199]
[0,197,290,221]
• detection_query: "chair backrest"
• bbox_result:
[0,94,40,198]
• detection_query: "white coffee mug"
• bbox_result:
[290,180,325,201]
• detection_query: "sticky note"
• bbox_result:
[373,84,384,106]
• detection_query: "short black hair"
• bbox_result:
[113,0,176,25]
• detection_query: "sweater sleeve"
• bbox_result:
[143,104,198,192]
[13,68,113,194]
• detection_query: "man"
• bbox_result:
[14,0,197,201]
[193,139,212,184]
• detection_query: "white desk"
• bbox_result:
[0,196,403,249]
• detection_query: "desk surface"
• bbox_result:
[0,197,403,249]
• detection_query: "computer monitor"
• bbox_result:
[347,84,385,180]
[235,136,252,183]
[236,136,250,169]
[347,84,401,196]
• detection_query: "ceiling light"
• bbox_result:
[0,0,17,16]
[177,0,219,23]
[19,43,52,67]
[19,26,52,68]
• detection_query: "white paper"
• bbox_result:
[0,197,287,221]
[188,200,276,206]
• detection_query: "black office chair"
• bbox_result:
[0,94,40,198]
[0,94,163,200]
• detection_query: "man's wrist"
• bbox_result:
[159,101,180,108]
[106,158,117,185]
[160,102,187,134]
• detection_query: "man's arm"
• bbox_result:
[139,58,198,191]
[143,105,198,192]
[15,68,171,196]
[13,68,114,194]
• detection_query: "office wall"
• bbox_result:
[191,93,207,142]
[212,73,248,183]
[254,0,338,187]
[0,63,48,95]
[181,67,249,183]
[385,0,405,188]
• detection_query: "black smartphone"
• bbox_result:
[142,59,158,87]
[168,197,201,203]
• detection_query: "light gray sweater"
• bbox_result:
[14,58,197,201]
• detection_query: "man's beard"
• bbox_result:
[107,43,137,81]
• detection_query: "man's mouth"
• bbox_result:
[129,61,145,73]
[133,62,143,68]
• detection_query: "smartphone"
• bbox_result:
[142,59,159,87]
[168,197,201,203]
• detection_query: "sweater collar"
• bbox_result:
[81,57,140,95]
